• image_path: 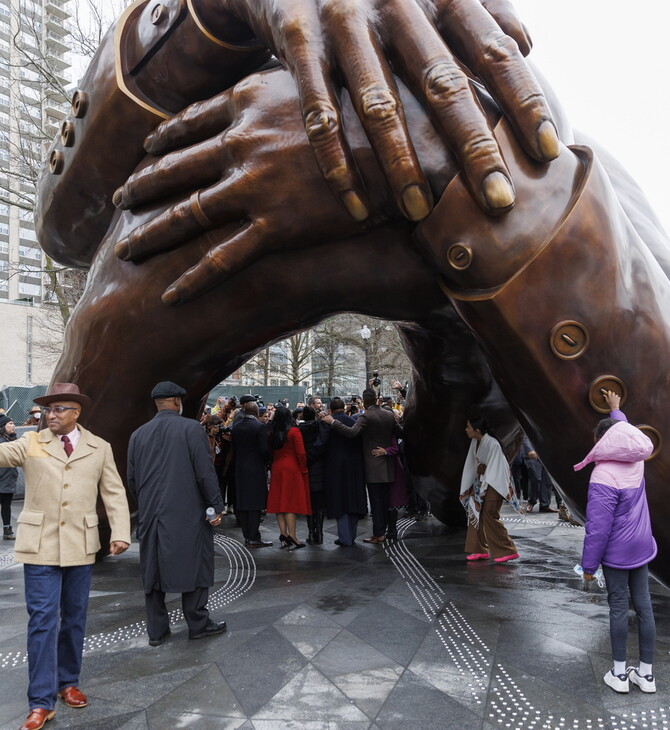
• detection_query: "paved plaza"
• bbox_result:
[0,507,668,730]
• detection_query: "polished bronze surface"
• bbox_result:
[35,1,670,583]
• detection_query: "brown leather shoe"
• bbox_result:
[19,709,55,730]
[363,536,386,544]
[58,686,88,708]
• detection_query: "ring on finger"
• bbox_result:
[189,190,214,229]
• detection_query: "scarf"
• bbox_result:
[460,433,517,527]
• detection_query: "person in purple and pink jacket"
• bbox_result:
[574,390,657,695]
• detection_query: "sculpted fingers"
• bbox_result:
[162,225,266,306]
[144,93,236,155]
[240,3,370,222]
[438,0,559,162]
[324,1,432,221]
[480,0,533,56]
[285,42,370,222]
[114,179,245,262]
[390,2,514,212]
[114,136,225,210]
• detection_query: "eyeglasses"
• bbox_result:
[42,406,79,415]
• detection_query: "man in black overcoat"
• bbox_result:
[323,389,402,543]
[231,400,271,547]
[127,381,226,646]
[321,398,367,546]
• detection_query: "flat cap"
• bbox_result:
[151,381,187,399]
[239,395,256,405]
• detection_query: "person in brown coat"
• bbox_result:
[0,383,131,730]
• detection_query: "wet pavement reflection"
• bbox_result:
[0,507,667,729]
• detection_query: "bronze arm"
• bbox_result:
[416,117,670,580]
[35,0,269,269]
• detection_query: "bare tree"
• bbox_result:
[2,1,131,365]
[68,1,132,68]
[236,314,411,395]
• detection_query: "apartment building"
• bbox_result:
[0,0,70,385]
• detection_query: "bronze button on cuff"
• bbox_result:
[71,90,88,119]
[636,425,662,461]
[60,121,75,147]
[447,243,473,271]
[588,375,627,413]
[151,3,166,24]
[549,320,589,360]
[49,150,64,175]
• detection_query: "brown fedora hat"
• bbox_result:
[34,383,92,410]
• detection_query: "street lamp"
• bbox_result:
[359,325,371,390]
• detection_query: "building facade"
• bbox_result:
[0,0,70,385]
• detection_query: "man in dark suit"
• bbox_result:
[127,381,226,647]
[321,398,367,546]
[231,400,272,547]
[323,389,402,543]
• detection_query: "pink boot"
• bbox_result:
[493,553,519,563]
[466,553,490,561]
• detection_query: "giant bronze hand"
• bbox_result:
[113,68,466,305]
[161,0,558,221]
[38,0,556,269]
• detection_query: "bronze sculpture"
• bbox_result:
[35,0,670,583]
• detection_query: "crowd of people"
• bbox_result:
[0,380,659,729]
[198,382,426,549]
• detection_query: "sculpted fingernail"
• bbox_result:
[537,120,560,160]
[114,240,130,260]
[162,287,181,306]
[112,188,123,207]
[402,185,431,221]
[342,191,369,222]
[482,172,515,209]
[143,134,155,153]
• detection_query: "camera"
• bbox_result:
[371,370,381,388]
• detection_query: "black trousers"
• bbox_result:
[367,482,391,537]
[237,510,262,542]
[145,586,209,640]
[0,492,12,525]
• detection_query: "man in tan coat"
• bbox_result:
[0,383,131,730]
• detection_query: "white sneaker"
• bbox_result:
[627,667,656,693]
[603,669,629,693]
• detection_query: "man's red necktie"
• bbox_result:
[62,435,73,457]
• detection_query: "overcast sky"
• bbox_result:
[512,0,670,234]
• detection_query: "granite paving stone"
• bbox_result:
[251,665,369,723]
[216,625,308,717]
[311,629,403,678]
[0,510,668,730]
[375,669,486,729]
[330,667,403,718]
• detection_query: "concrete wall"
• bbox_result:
[0,301,57,386]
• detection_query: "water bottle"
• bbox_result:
[574,564,605,588]
[206,507,216,522]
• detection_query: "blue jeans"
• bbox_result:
[24,564,93,710]
[336,514,359,545]
[602,563,656,664]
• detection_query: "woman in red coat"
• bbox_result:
[267,407,312,548]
